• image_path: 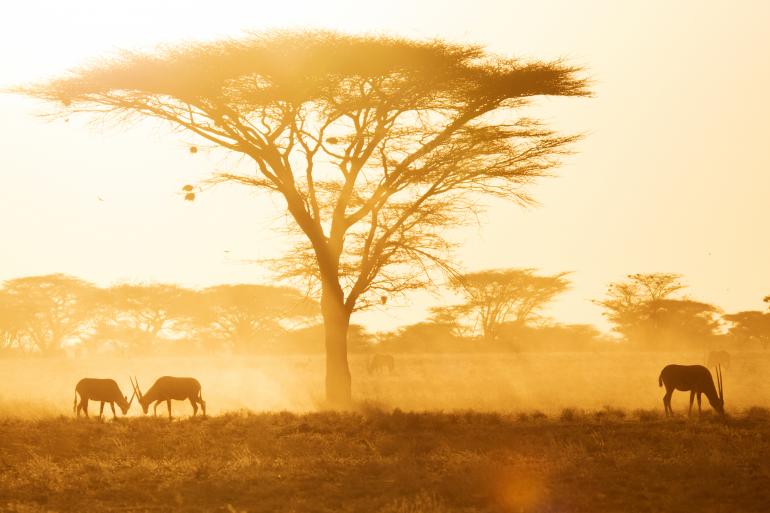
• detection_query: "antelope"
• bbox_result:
[658,364,724,417]
[707,350,731,371]
[74,378,135,419]
[367,354,395,375]
[130,376,206,419]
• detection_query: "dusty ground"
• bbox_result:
[1,409,769,513]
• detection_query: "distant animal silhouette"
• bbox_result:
[707,350,731,370]
[130,376,206,419]
[367,354,395,375]
[74,378,135,419]
[658,364,724,417]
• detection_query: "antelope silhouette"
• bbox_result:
[74,378,135,419]
[658,364,724,417]
[367,354,395,375]
[130,376,206,419]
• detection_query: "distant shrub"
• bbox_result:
[560,408,583,422]
[633,409,660,422]
[355,400,389,418]
[594,406,626,422]
[744,407,770,421]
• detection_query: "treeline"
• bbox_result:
[374,270,770,353]
[0,274,320,356]
[1,271,769,356]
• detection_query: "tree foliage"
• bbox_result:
[595,273,720,349]
[185,284,318,352]
[0,291,27,352]
[724,298,770,349]
[1,274,99,355]
[0,275,318,356]
[440,268,570,341]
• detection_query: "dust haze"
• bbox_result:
[2,351,768,419]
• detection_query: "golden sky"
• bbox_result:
[1,0,769,332]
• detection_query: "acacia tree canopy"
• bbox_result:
[442,268,571,341]
[595,273,721,349]
[1,274,99,355]
[19,31,590,403]
[185,284,318,352]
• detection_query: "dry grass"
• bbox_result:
[1,409,770,512]
[2,352,769,511]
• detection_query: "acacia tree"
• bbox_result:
[594,273,722,348]
[440,268,570,341]
[107,284,191,336]
[2,274,99,355]
[19,31,589,403]
[0,291,27,352]
[724,296,770,349]
[186,284,318,352]
[88,283,194,354]
[595,273,686,340]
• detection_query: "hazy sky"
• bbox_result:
[1,0,769,332]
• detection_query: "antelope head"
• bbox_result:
[130,376,149,414]
[120,386,137,415]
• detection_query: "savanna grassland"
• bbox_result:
[2,352,770,512]
[3,351,770,416]
[2,410,770,513]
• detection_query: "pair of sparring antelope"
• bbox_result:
[74,376,206,419]
[658,364,725,417]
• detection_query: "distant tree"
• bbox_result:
[81,321,153,356]
[443,268,570,341]
[427,305,470,338]
[724,310,770,349]
[646,298,721,350]
[20,31,589,403]
[595,273,720,349]
[2,274,99,355]
[107,284,192,337]
[0,291,28,353]
[496,322,605,352]
[186,284,318,353]
[84,283,195,354]
[595,273,685,342]
[377,321,463,353]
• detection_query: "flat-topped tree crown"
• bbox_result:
[18,30,590,405]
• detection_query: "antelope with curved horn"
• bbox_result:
[130,376,206,419]
[74,378,135,419]
[658,364,724,417]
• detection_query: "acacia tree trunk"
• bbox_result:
[321,287,352,406]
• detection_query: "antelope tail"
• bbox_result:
[658,373,663,387]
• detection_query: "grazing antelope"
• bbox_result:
[74,378,135,419]
[130,376,206,419]
[367,354,395,375]
[707,350,731,371]
[658,364,724,417]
